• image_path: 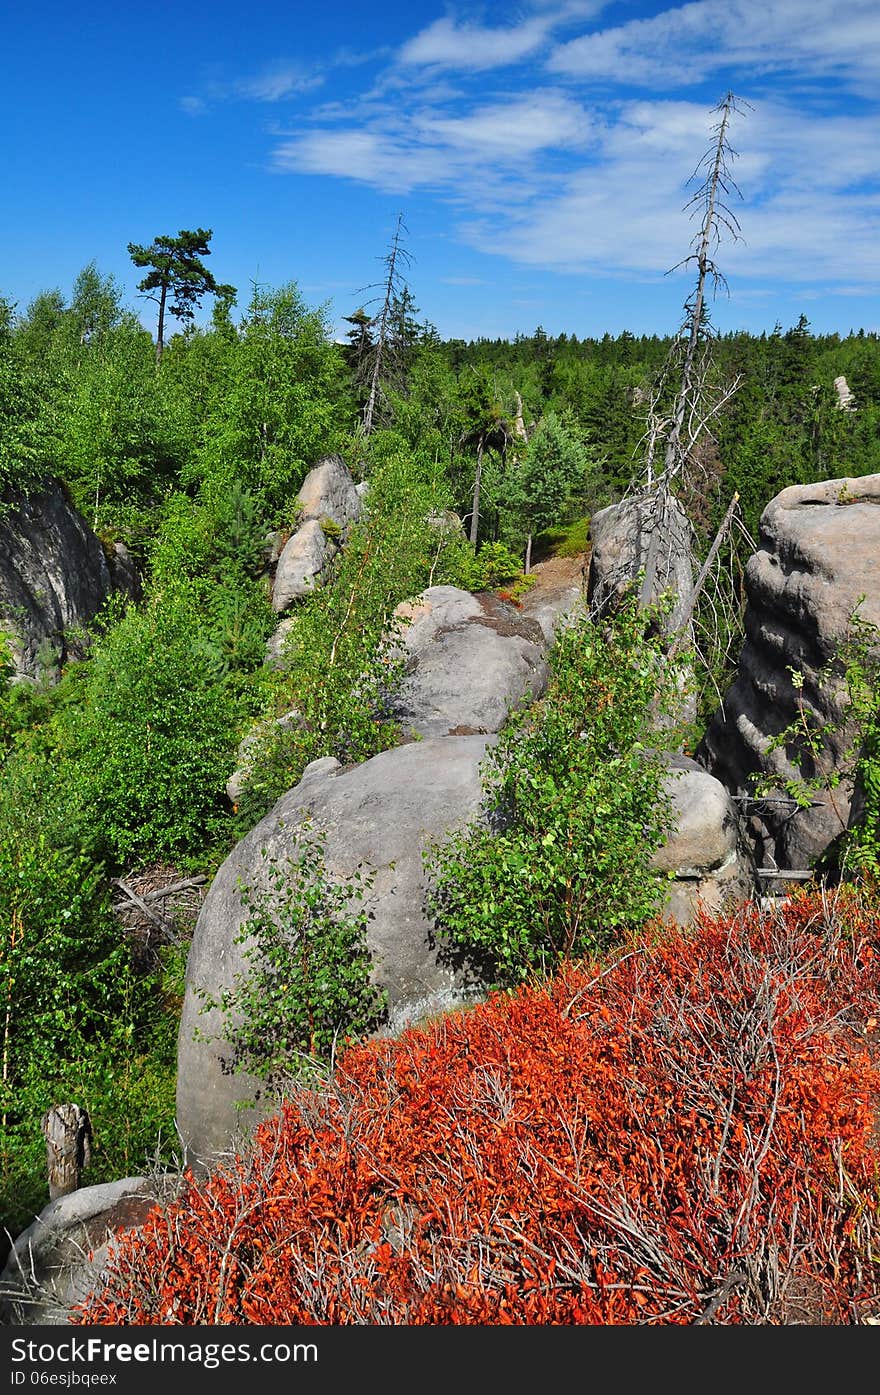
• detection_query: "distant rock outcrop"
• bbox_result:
[270,455,362,616]
[697,474,880,871]
[0,479,139,683]
[834,375,856,411]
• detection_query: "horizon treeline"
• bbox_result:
[2,261,879,547]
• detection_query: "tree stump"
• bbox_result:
[41,1103,92,1200]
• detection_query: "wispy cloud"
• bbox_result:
[398,14,553,71]
[548,0,880,92]
[273,90,593,195]
[234,64,325,102]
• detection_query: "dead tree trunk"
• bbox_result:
[469,440,484,547]
[42,1103,92,1200]
[362,214,408,438]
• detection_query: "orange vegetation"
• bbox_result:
[75,892,880,1325]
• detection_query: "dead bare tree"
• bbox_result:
[357,214,414,439]
[592,93,755,713]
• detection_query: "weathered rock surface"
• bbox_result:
[0,1176,174,1325]
[176,736,496,1169]
[654,755,757,925]
[697,474,880,870]
[295,454,363,533]
[518,555,586,646]
[269,456,362,617]
[271,519,337,613]
[587,489,694,637]
[0,480,122,682]
[387,586,549,738]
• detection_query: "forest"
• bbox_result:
[2,233,880,1256]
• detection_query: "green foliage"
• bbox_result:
[48,317,184,530]
[534,515,591,561]
[199,820,386,1094]
[128,227,235,363]
[0,768,177,1240]
[505,410,596,558]
[186,283,349,524]
[59,585,243,865]
[436,539,523,592]
[0,299,47,504]
[426,598,681,986]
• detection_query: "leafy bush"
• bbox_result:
[0,771,177,1242]
[426,597,682,984]
[75,890,880,1326]
[435,538,523,592]
[60,585,242,865]
[198,820,386,1098]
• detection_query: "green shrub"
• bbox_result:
[435,538,524,592]
[235,449,458,822]
[62,584,242,865]
[426,597,683,985]
[0,771,177,1242]
[198,820,386,1097]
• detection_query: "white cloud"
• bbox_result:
[233,64,325,102]
[548,0,880,91]
[399,15,552,71]
[417,91,591,156]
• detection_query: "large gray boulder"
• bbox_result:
[0,1175,174,1325]
[271,519,337,613]
[176,736,496,1169]
[698,474,880,871]
[653,755,757,925]
[387,586,549,738]
[0,479,125,682]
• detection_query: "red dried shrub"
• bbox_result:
[74,891,880,1326]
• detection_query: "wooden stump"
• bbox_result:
[41,1103,92,1200]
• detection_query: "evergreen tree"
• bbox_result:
[127,228,236,366]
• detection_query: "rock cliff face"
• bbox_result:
[697,474,880,870]
[0,479,138,682]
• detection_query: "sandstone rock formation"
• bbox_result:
[0,479,135,682]
[834,375,856,411]
[587,489,694,637]
[270,456,362,616]
[177,736,497,1168]
[387,585,550,738]
[698,474,880,871]
[654,755,757,925]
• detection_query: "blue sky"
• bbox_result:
[4,1,879,342]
